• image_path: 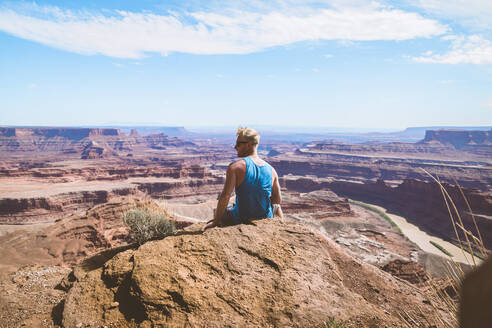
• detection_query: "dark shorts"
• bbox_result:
[220,205,279,226]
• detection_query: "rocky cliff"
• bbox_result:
[0,177,223,224]
[282,176,492,249]
[0,127,121,139]
[271,154,492,190]
[0,127,194,154]
[60,219,440,327]
[421,129,492,150]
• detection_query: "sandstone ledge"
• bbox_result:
[61,219,440,327]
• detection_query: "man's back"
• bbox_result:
[232,156,273,222]
[204,127,282,230]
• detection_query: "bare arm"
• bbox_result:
[204,163,236,230]
[271,168,283,218]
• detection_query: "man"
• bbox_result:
[204,127,282,230]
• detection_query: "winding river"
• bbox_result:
[366,203,483,266]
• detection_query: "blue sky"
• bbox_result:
[0,0,491,130]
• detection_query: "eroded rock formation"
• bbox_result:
[282,175,492,249]
[0,127,195,154]
[61,220,440,327]
[0,197,194,270]
[422,129,492,148]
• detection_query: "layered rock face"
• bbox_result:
[271,154,492,190]
[0,127,194,154]
[0,197,194,270]
[61,220,439,327]
[81,141,114,159]
[0,127,121,139]
[283,176,492,249]
[0,188,139,224]
[0,164,224,224]
[281,190,353,218]
[420,129,492,157]
[422,129,492,148]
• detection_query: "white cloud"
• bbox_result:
[111,62,123,67]
[413,35,492,64]
[27,83,37,89]
[0,3,447,58]
[312,68,320,72]
[323,54,333,58]
[414,0,492,30]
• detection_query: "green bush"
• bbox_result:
[324,317,345,328]
[123,208,176,245]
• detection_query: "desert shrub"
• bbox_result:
[323,317,345,328]
[400,169,488,328]
[123,208,176,245]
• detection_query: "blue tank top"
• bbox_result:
[232,157,273,223]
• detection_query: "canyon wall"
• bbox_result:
[0,127,194,154]
[422,129,492,148]
[282,176,492,249]
[271,157,492,190]
[0,165,224,224]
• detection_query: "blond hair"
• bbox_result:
[237,126,260,145]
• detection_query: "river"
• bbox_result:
[366,203,483,266]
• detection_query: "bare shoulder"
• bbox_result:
[228,159,246,172]
[270,165,279,178]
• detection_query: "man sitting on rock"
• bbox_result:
[205,127,283,230]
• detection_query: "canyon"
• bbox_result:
[0,126,490,327]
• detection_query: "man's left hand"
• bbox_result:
[204,218,219,231]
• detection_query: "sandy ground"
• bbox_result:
[0,222,55,236]
[368,203,483,266]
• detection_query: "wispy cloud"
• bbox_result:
[27,83,37,89]
[413,35,492,64]
[0,3,447,58]
[323,54,333,58]
[413,0,492,30]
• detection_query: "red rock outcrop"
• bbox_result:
[281,190,353,218]
[271,155,492,190]
[60,219,441,327]
[381,259,428,284]
[0,197,193,269]
[422,129,492,148]
[0,127,121,139]
[0,166,224,224]
[81,141,114,159]
[0,127,195,154]
[282,175,492,249]
[0,188,139,224]
[310,140,456,155]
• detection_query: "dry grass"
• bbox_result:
[400,169,488,328]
